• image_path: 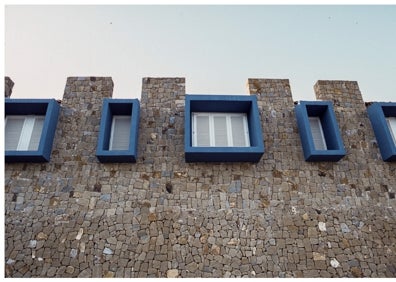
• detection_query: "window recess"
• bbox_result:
[185,94,264,163]
[96,99,140,163]
[295,101,346,162]
[367,102,396,161]
[5,98,60,163]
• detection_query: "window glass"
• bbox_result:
[309,117,327,150]
[5,116,24,150]
[195,115,210,146]
[213,116,228,146]
[110,116,131,150]
[28,117,44,150]
[387,117,396,145]
[193,113,249,147]
[231,115,248,147]
[5,115,44,151]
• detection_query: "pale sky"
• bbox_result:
[4,4,396,102]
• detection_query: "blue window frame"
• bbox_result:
[96,99,140,163]
[367,102,396,162]
[5,99,60,162]
[295,101,346,162]
[185,94,264,162]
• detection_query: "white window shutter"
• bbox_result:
[193,112,250,148]
[231,115,247,147]
[5,116,25,151]
[18,117,36,150]
[28,117,45,150]
[387,117,396,145]
[213,116,228,146]
[195,115,210,147]
[110,116,131,150]
[309,117,327,150]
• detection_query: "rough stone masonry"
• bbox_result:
[4,76,396,277]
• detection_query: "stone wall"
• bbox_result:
[4,76,396,278]
[5,76,14,98]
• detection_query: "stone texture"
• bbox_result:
[4,77,396,278]
[167,269,179,278]
[330,258,340,268]
[5,76,14,98]
[313,252,326,261]
[318,222,326,232]
[340,223,350,233]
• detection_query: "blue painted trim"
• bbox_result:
[96,98,140,163]
[185,94,264,162]
[367,102,396,161]
[295,101,346,162]
[5,99,60,162]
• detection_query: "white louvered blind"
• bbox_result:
[192,113,249,147]
[309,117,327,150]
[231,115,248,147]
[5,117,24,150]
[110,116,131,150]
[386,117,396,145]
[5,115,45,151]
[195,115,210,146]
[213,116,228,146]
[28,117,44,150]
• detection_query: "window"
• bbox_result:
[110,116,131,150]
[5,115,44,151]
[367,102,396,161]
[308,117,327,150]
[295,101,346,162]
[185,95,264,162]
[386,117,396,145]
[5,99,60,162]
[96,99,140,163]
[192,113,250,147]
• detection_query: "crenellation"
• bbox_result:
[4,76,396,278]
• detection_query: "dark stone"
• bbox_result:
[381,184,388,192]
[94,183,102,192]
[166,183,173,193]
[141,174,150,181]
[273,170,282,178]
[351,267,363,277]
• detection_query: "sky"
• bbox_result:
[4,4,396,102]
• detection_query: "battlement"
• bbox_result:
[4,76,396,278]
